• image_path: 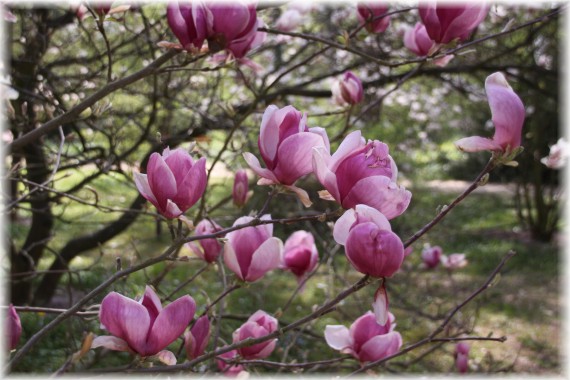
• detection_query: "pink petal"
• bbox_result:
[133,172,158,206]
[358,331,402,363]
[242,152,278,183]
[145,295,196,356]
[455,136,503,152]
[99,292,150,355]
[259,105,281,163]
[273,132,329,185]
[441,5,488,43]
[245,237,283,282]
[155,350,177,366]
[283,184,312,207]
[141,286,163,325]
[333,208,357,245]
[309,126,331,153]
[324,325,352,351]
[173,156,207,211]
[91,335,131,352]
[372,284,389,326]
[164,199,183,219]
[312,146,340,202]
[223,241,244,280]
[147,153,177,210]
[342,177,411,219]
[330,130,366,170]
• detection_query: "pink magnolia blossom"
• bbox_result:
[7,304,22,350]
[233,310,278,359]
[92,286,195,365]
[232,169,251,207]
[372,283,389,325]
[186,219,224,263]
[134,147,207,219]
[184,315,210,359]
[404,22,434,56]
[217,349,246,376]
[243,105,330,206]
[313,131,411,219]
[455,342,470,373]
[334,205,404,278]
[356,2,390,33]
[541,137,570,169]
[455,72,525,154]
[167,1,264,58]
[332,71,364,106]
[421,245,442,269]
[441,253,468,269]
[419,3,489,44]
[281,230,319,281]
[325,311,401,363]
[223,215,282,282]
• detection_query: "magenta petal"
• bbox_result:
[164,148,194,185]
[273,132,328,185]
[99,292,150,355]
[223,242,244,280]
[358,331,402,363]
[146,295,195,356]
[133,172,159,207]
[147,153,177,210]
[455,136,503,152]
[342,176,411,219]
[173,157,207,211]
[245,237,282,282]
[243,152,279,183]
[258,105,281,164]
[141,286,163,326]
[330,131,365,170]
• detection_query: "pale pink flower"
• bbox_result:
[455,72,525,154]
[223,215,282,282]
[134,147,207,219]
[313,131,411,219]
[404,22,434,56]
[419,3,489,44]
[184,315,210,359]
[455,342,470,373]
[541,138,570,169]
[92,286,195,365]
[325,311,401,363]
[244,105,330,206]
[217,349,246,376]
[441,253,468,269]
[233,310,278,359]
[281,230,319,281]
[332,71,364,106]
[421,245,442,269]
[333,205,404,278]
[186,219,224,263]
[7,304,22,350]
[275,9,304,32]
[357,2,390,33]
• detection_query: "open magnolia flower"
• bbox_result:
[92,286,195,365]
[419,3,489,44]
[455,72,525,155]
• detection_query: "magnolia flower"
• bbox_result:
[404,22,434,56]
[223,215,282,282]
[421,245,442,269]
[325,311,401,363]
[332,72,364,106]
[217,349,246,376]
[281,230,319,282]
[541,137,570,169]
[134,147,207,219]
[244,105,330,206]
[167,1,264,58]
[92,286,195,365]
[233,310,278,359]
[186,219,224,263]
[356,2,390,33]
[441,253,468,269]
[184,315,210,359]
[455,342,470,373]
[419,3,489,44]
[7,304,22,350]
[455,72,525,155]
[334,205,404,278]
[275,9,304,32]
[232,169,252,207]
[313,130,411,219]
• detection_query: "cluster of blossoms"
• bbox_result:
[421,245,468,270]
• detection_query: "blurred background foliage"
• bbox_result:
[5,2,563,375]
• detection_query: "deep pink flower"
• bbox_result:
[92,286,195,365]
[332,71,364,106]
[184,315,210,359]
[167,1,264,58]
[455,73,526,154]
[232,169,251,207]
[186,219,224,263]
[281,230,319,281]
[419,3,489,44]
[134,147,207,219]
[313,131,411,219]
[325,311,401,363]
[356,2,390,33]
[334,205,404,278]
[404,22,434,57]
[421,245,442,269]
[455,342,470,373]
[217,349,245,376]
[233,310,278,359]
[223,215,282,282]
[244,105,330,206]
[7,304,22,350]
